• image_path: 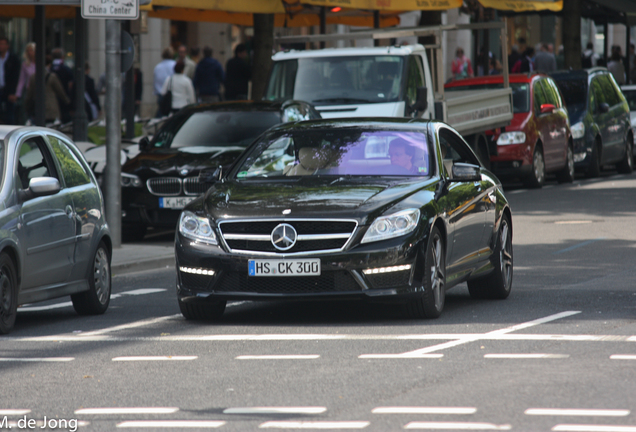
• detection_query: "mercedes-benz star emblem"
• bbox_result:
[271,223,297,251]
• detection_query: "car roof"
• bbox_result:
[550,67,608,81]
[0,125,23,142]
[268,117,434,132]
[178,100,285,115]
[272,45,423,60]
[444,73,543,88]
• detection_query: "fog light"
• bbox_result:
[362,264,412,275]
[179,266,215,276]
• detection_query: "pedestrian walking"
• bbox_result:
[451,47,473,80]
[512,47,534,73]
[154,46,176,117]
[193,46,224,103]
[50,47,74,123]
[15,42,35,123]
[178,45,197,80]
[225,43,251,100]
[0,36,21,125]
[607,51,626,85]
[25,55,70,124]
[84,62,101,121]
[161,60,196,114]
[582,42,599,68]
[534,43,557,73]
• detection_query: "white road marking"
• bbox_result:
[224,407,327,415]
[404,421,511,430]
[359,354,443,359]
[18,288,166,312]
[117,420,225,428]
[112,356,198,361]
[372,407,476,414]
[0,410,31,415]
[484,354,569,359]
[236,355,320,360]
[526,409,630,416]
[75,407,179,415]
[552,425,636,432]
[361,311,581,358]
[507,189,527,194]
[259,421,369,429]
[77,314,181,337]
[610,355,636,360]
[0,357,74,362]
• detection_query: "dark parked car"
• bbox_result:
[551,68,633,176]
[446,73,574,187]
[175,118,513,320]
[121,100,320,241]
[0,126,112,334]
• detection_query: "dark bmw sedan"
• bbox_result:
[121,100,320,241]
[175,118,513,320]
[0,126,112,334]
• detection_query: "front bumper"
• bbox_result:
[573,137,592,168]
[175,231,426,303]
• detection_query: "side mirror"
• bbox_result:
[198,166,222,185]
[451,163,481,182]
[599,102,610,114]
[20,177,61,201]
[540,103,556,114]
[410,86,428,113]
[139,136,151,152]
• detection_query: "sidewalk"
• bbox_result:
[111,243,175,275]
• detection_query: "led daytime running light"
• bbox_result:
[179,266,215,276]
[363,264,412,275]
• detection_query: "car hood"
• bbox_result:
[122,146,246,179]
[196,177,436,224]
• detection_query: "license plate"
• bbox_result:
[159,197,195,209]
[248,259,321,277]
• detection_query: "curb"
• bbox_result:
[111,256,175,276]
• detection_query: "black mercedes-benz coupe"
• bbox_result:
[175,118,513,320]
[120,100,320,241]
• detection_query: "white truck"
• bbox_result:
[266,23,513,167]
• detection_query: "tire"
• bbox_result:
[178,297,226,321]
[586,140,601,178]
[616,138,633,174]
[525,146,545,188]
[122,224,147,243]
[405,226,445,319]
[557,144,575,183]
[71,241,111,315]
[467,214,513,300]
[0,253,18,335]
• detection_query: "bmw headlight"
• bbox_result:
[497,131,526,145]
[121,173,142,187]
[571,122,585,140]
[361,209,420,244]
[179,211,217,245]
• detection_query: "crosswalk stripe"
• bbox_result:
[75,408,179,415]
[117,420,225,428]
[373,407,476,414]
[224,407,326,415]
[259,421,370,429]
[404,422,511,430]
[526,409,630,416]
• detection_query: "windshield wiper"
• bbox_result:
[312,97,373,104]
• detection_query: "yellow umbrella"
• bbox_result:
[477,0,562,11]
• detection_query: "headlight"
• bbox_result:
[571,122,585,140]
[497,131,526,145]
[178,211,217,245]
[361,209,420,244]
[121,173,142,187]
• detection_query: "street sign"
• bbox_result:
[121,30,135,73]
[82,0,139,20]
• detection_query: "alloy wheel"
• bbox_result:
[430,235,445,312]
[94,248,110,305]
[500,220,513,290]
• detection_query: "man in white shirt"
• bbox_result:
[153,47,175,117]
[178,45,196,80]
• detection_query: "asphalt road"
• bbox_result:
[2,170,636,432]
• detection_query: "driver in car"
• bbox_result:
[388,138,424,175]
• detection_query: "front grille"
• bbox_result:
[366,271,411,289]
[214,271,361,294]
[180,272,213,290]
[218,219,357,255]
[147,178,181,196]
[184,177,209,196]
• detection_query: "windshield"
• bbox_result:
[622,89,636,111]
[152,111,281,149]
[264,56,405,105]
[445,83,530,113]
[235,129,430,179]
[552,78,587,112]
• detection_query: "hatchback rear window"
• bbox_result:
[445,83,530,113]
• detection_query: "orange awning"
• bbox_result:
[286,0,462,11]
[0,5,77,19]
[477,0,563,11]
[143,0,286,13]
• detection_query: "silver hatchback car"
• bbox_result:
[0,126,112,334]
